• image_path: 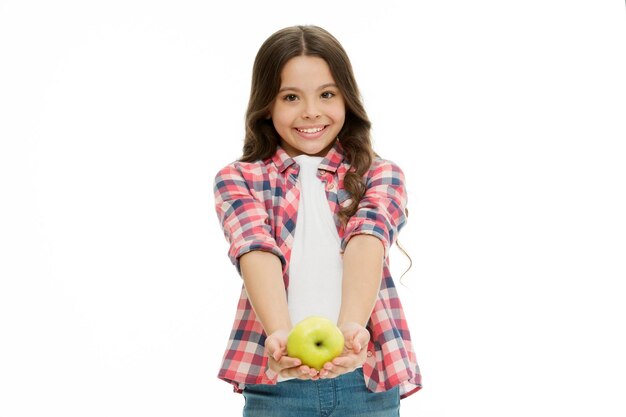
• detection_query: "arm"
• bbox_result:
[239,250,291,335]
[321,160,407,379]
[240,250,319,380]
[214,165,316,379]
[213,164,287,276]
[337,234,384,328]
[318,235,383,379]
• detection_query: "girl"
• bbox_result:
[213,25,421,416]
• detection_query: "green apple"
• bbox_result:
[286,316,345,371]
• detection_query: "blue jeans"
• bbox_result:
[242,368,400,417]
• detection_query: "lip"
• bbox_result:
[293,125,328,140]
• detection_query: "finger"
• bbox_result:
[279,365,318,380]
[332,355,356,368]
[345,333,364,352]
[277,356,302,369]
[319,360,350,379]
[318,363,334,379]
[332,351,367,372]
[265,339,284,362]
[267,356,282,375]
[268,354,298,374]
[267,351,285,365]
[319,364,352,379]
[352,329,370,352]
[272,349,282,362]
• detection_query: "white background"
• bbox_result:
[1,1,625,416]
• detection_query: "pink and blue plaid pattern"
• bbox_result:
[213,141,422,398]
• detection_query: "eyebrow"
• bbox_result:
[278,83,338,93]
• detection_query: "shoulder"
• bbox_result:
[214,159,270,184]
[363,156,406,184]
[370,156,404,171]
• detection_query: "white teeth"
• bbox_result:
[297,127,324,133]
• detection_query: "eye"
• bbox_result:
[321,91,335,99]
[283,94,298,102]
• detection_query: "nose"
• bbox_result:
[301,99,321,119]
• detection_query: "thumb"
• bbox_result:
[273,346,284,361]
[351,327,370,353]
[344,331,361,353]
[266,335,285,361]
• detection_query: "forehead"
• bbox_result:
[280,55,336,86]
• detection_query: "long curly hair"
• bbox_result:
[240,25,375,226]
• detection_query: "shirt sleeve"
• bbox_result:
[213,163,287,276]
[340,159,408,259]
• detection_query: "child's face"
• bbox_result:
[270,55,346,158]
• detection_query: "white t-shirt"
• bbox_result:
[287,155,343,326]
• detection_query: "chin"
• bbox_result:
[302,141,336,157]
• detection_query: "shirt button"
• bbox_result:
[327,183,335,190]
[367,351,373,357]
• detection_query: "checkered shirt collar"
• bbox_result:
[269,140,346,173]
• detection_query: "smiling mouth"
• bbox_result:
[295,126,326,134]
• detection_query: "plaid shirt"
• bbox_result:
[213,141,422,398]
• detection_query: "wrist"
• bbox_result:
[337,312,370,328]
[266,324,292,336]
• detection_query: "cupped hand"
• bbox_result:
[318,322,370,379]
[265,329,319,380]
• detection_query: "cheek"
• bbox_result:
[331,108,346,126]
[328,101,346,124]
[272,106,296,129]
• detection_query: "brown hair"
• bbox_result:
[240,25,375,226]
